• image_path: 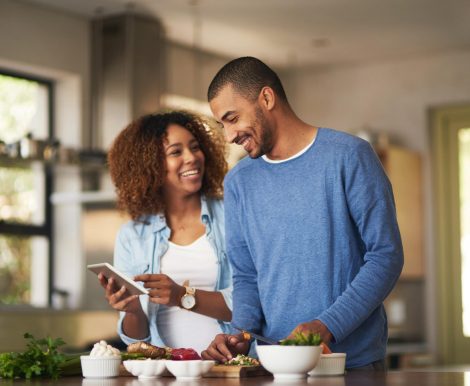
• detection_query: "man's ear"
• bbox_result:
[259,86,275,110]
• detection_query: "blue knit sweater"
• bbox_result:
[224,128,403,368]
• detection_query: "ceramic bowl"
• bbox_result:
[123,359,167,379]
[308,353,347,376]
[165,360,215,380]
[256,345,322,380]
[80,355,121,378]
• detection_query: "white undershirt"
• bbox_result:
[262,135,316,163]
[157,235,222,353]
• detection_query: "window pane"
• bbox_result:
[459,127,470,337]
[0,74,48,143]
[0,235,49,306]
[0,164,45,225]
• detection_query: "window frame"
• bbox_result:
[0,68,55,306]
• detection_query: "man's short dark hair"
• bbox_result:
[207,56,288,103]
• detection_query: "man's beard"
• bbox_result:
[250,106,274,159]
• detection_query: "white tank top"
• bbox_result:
[157,235,223,353]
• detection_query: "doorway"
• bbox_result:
[431,106,470,364]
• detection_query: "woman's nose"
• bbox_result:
[183,148,197,163]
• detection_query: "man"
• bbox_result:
[201,56,403,370]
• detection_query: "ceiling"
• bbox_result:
[24,0,470,68]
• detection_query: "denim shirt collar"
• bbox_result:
[150,195,213,234]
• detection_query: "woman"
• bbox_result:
[100,110,231,354]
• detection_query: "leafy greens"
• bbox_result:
[0,333,67,379]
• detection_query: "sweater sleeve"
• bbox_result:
[225,174,264,333]
[318,141,404,343]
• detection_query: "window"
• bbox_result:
[0,70,53,307]
[432,106,470,363]
[459,128,470,337]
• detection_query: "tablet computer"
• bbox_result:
[87,262,149,296]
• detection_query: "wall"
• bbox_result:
[165,42,230,102]
[285,49,470,359]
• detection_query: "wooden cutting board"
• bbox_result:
[205,364,271,378]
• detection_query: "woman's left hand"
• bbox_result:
[134,274,186,307]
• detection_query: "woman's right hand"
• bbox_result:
[98,273,141,313]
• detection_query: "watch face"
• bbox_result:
[181,294,196,310]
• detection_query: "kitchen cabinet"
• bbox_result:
[377,145,424,279]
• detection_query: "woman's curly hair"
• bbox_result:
[108,110,228,221]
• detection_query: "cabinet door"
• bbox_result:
[381,146,424,278]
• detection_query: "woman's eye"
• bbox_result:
[169,150,181,156]
[230,117,238,123]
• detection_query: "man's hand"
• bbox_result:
[288,320,333,344]
[201,333,250,362]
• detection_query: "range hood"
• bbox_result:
[90,13,166,150]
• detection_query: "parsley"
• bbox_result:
[0,333,67,379]
[279,331,322,346]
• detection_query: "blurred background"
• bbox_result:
[0,0,469,369]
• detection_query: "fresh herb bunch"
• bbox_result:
[0,333,67,379]
[280,331,322,346]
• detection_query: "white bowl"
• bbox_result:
[256,345,322,380]
[309,353,347,376]
[80,356,121,378]
[165,360,215,380]
[123,359,167,379]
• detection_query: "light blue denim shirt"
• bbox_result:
[114,196,232,347]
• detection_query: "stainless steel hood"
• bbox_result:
[90,13,166,150]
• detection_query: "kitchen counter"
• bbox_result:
[1,371,469,386]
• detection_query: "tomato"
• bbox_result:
[320,342,332,354]
[170,348,201,360]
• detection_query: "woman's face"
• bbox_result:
[162,123,205,198]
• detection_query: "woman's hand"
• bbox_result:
[98,273,141,313]
[134,274,185,307]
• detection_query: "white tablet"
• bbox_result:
[87,263,149,296]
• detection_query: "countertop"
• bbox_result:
[1,371,469,386]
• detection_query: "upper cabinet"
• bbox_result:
[377,145,424,279]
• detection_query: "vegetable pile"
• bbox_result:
[0,333,73,379]
[126,341,201,360]
[280,331,322,346]
[225,354,260,366]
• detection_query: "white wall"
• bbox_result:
[285,49,470,359]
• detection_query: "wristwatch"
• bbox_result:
[180,280,196,310]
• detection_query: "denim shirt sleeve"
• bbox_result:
[205,198,233,330]
[114,222,151,344]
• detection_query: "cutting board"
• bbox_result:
[205,364,271,378]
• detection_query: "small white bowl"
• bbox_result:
[165,360,215,380]
[123,359,167,379]
[80,356,121,378]
[308,353,347,376]
[256,345,322,380]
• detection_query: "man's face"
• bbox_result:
[209,85,274,159]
